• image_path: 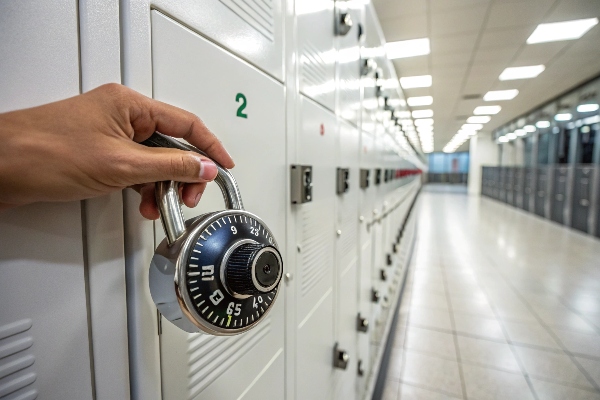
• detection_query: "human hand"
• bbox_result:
[0,83,234,219]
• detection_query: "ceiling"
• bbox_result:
[372,0,600,152]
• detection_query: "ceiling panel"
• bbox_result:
[486,1,553,29]
[380,16,428,41]
[472,47,518,64]
[431,33,479,55]
[548,0,600,21]
[512,42,570,66]
[430,5,489,37]
[478,27,532,49]
[374,0,427,19]
[392,58,430,76]
[430,0,491,13]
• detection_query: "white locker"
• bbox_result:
[294,96,337,400]
[0,2,94,399]
[333,120,360,400]
[149,11,286,400]
[296,0,337,111]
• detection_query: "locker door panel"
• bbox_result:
[0,2,94,399]
[152,0,284,80]
[337,3,362,127]
[551,167,568,224]
[297,0,336,111]
[334,122,360,400]
[295,96,337,400]
[535,168,548,217]
[151,11,285,399]
[572,167,594,233]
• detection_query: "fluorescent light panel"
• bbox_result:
[385,38,430,59]
[555,113,572,121]
[499,65,545,81]
[400,75,432,89]
[524,125,536,132]
[527,18,599,44]
[578,103,599,113]
[474,105,501,115]
[483,90,519,101]
[407,96,433,106]
[461,123,483,131]
[412,109,433,119]
[536,120,551,128]
[467,116,491,124]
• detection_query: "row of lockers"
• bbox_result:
[481,166,600,237]
[0,1,423,400]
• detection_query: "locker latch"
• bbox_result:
[357,313,369,333]
[333,343,349,370]
[360,169,370,189]
[335,10,353,36]
[337,168,350,195]
[374,169,382,185]
[291,165,313,204]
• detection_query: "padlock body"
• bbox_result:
[149,210,281,335]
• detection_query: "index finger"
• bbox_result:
[128,90,235,169]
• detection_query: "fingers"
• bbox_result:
[136,182,208,220]
[118,86,235,169]
[124,146,218,185]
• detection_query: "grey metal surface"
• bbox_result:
[551,166,569,224]
[571,166,594,233]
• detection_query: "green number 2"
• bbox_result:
[236,93,248,119]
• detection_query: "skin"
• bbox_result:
[0,83,235,220]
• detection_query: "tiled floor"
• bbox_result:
[381,184,600,400]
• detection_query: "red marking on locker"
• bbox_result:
[320,124,325,136]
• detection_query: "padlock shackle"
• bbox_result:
[141,132,244,244]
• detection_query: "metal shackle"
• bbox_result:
[141,132,244,244]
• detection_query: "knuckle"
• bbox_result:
[171,153,200,178]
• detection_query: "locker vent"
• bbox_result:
[301,207,333,296]
[187,318,271,398]
[300,43,330,97]
[219,0,275,41]
[0,319,37,399]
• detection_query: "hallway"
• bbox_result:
[382,184,600,400]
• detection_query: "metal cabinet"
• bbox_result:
[513,168,524,208]
[571,166,595,233]
[551,166,569,224]
[150,12,286,399]
[505,167,515,205]
[0,2,96,400]
[523,168,534,211]
[535,167,549,218]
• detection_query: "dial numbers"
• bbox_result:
[184,213,278,331]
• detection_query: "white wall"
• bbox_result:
[469,134,499,195]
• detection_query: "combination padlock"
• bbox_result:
[143,132,283,335]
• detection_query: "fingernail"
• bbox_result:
[194,193,202,207]
[200,159,217,180]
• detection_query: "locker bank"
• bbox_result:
[2,1,600,400]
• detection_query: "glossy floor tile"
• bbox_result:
[380,185,600,400]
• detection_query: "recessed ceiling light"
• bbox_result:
[394,110,411,118]
[506,132,517,140]
[527,18,599,44]
[515,129,527,136]
[524,125,536,132]
[536,120,551,128]
[387,98,406,107]
[461,123,483,131]
[483,90,519,101]
[412,109,434,118]
[474,106,501,115]
[417,126,434,133]
[400,75,432,89]
[385,38,430,59]
[499,65,545,81]
[498,136,509,143]
[467,116,491,124]
[407,96,433,106]
[577,103,599,113]
[415,118,434,127]
[555,113,572,121]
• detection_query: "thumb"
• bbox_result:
[124,146,218,185]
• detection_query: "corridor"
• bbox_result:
[382,185,600,400]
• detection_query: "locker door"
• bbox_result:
[499,168,507,202]
[357,131,375,397]
[0,2,95,400]
[514,168,523,208]
[572,166,594,233]
[535,167,548,218]
[336,2,362,127]
[333,121,360,400]
[297,0,336,110]
[523,168,532,211]
[551,167,568,224]
[506,168,514,205]
[295,96,337,400]
[151,12,286,400]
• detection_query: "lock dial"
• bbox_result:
[179,210,282,334]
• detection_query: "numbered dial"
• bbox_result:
[183,212,282,333]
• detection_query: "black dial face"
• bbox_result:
[183,212,281,333]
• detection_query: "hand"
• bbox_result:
[0,83,234,219]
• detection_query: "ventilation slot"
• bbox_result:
[301,207,333,297]
[300,42,330,97]
[219,0,274,42]
[0,319,36,399]
[187,319,271,398]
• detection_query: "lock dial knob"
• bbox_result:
[225,243,282,296]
